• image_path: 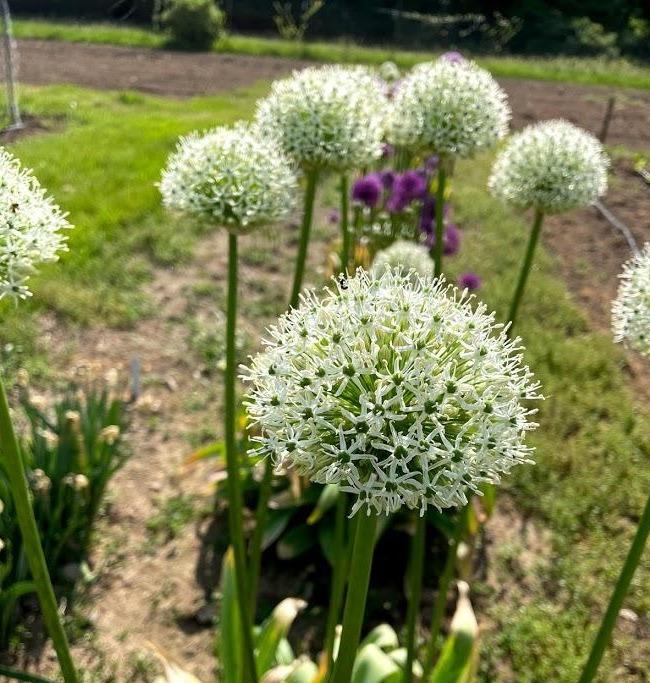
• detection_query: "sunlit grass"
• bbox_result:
[14,17,650,90]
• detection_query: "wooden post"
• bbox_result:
[598,96,615,143]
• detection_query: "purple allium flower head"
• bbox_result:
[351,173,383,208]
[381,143,395,159]
[327,208,340,225]
[424,155,440,174]
[394,170,428,202]
[443,224,461,255]
[458,272,481,291]
[419,196,435,234]
[380,170,396,190]
[441,51,465,64]
[386,190,410,214]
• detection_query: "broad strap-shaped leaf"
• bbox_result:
[360,624,399,652]
[255,598,307,674]
[352,643,402,683]
[262,508,295,551]
[277,524,317,560]
[429,581,479,683]
[307,484,340,525]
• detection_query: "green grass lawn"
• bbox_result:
[2,83,649,681]
[14,17,650,90]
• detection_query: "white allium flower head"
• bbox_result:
[0,148,71,301]
[160,122,298,234]
[243,268,541,516]
[612,243,650,356]
[371,240,433,278]
[488,120,608,214]
[379,60,401,83]
[387,59,510,157]
[255,65,386,171]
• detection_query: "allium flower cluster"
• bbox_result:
[160,123,298,234]
[458,272,481,291]
[488,120,608,214]
[255,66,386,171]
[0,148,71,301]
[387,59,510,157]
[371,240,433,278]
[612,243,650,356]
[244,269,541,516]
[379,60,401,83]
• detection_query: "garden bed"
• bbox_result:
[1,46,649,682]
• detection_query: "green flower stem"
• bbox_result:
[404,514,426,683]
[0,375,79,683]
[289,169,319,309]
[507,208,544,332]
[330,510,378,683]
[324,492,348,673]
[224,233,258,683]
[339,174,351,273]
[422,506,467,680]
[247,456,273,622]
[433,165,447,278]
[578,490,650,683]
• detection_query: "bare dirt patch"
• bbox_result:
[15,39,650,152]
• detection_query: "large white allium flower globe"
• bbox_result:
[371,240,433,278]
[255,66,386,172]
[244,269,541,516]
[612,244,650,356]
[0,148,71,301]
[387,59,510,157]
[488,120,608,214]
[160,123,298,233]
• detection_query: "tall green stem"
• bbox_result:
[0,375,79,683]
[578,490,650,683]
[289,170,319,309]
[507,208,544,332]
[422,507,467,679]
[339,174,351,273]
[404,515,426,683]
[224,233,258,683]
[324,492,348,673]
[433,165,446,278]
[330,510,378,683]
[247,457,273,622]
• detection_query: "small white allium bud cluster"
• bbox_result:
[255,65,386,172]
[488,120,608,214]
[371,240,433,278]
[612,243,650,356]
[387,59,510,158]
[0,148,71,301]
[244,269,541,516]
[160,123,298,234]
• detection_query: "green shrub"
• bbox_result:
[161,0,225,50]
[0,382,128,647]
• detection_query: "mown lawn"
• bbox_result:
[2,84,649,681]
[14,17,650,90]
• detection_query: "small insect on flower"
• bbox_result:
[244,269,541,516]
[612,243,650,356]
[488,120,608,214]
[160,122,298,234]
[371,240,433,278]
[0,148,71,301]
[255,65,386,172]
[387,59,510,158]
